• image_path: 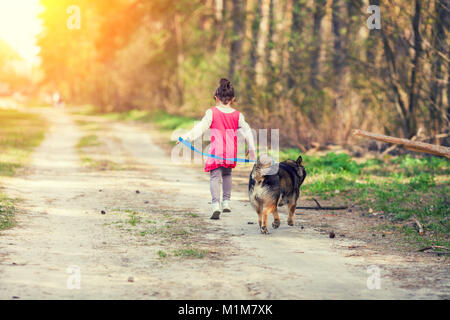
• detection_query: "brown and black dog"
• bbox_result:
[248,154,306,234]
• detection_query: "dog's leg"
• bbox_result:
[272,207,280,229]
[287,202,296,226]
[257,210,263,231]
[261,206,270,234]
[254,202,263,229]
[261,204,275,234]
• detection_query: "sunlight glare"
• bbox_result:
[0,0,43,65]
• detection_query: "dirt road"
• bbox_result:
[0,108,447,299]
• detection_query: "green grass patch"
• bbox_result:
[128,212,141,226]
[75,120,100,132]
[157,250,167,258]
[74,106,196,132]
[186,213,199,218]
[0,194,15,231]
[173,248,208,259]
[0,109,47,176]
[279,149,449,248]
[150,110,195,131]
[79,157,122,171]
[76,133,122,170]
[76,134,101,148]
[107,109,195,131]
[112,210,194,240]
[0,108,47,231]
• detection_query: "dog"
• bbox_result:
[248,154,306,234]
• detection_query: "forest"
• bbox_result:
[35,0,449,150]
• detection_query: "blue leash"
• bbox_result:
[178,137,256,163]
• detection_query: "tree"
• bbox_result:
[310,0,326,89]
[229,0,246,82]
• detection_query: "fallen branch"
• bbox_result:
[381,128,421,156]
[312,198,322,208]
[417,132,449,142]
[296,198,348,211]
[418,245,449,252]
[352,129,450,158]
[381,143,400,157]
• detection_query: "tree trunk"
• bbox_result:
[265,0,275,87]
[255,0,271,86]
[310,0,327,89]
[331,0,348,142]
[247,0,262,92]
[173,12,184,107]
[429,0,449,141]
[366,0,380,63]
[407,0,422,138]
[229,0,246,82]
[287,0,304,91]
[221,0,230,46]
[379,1,425,139]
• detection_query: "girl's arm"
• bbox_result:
[181,109,213,141]
[238,114,256,153]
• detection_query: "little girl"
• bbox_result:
[179,78,256,219]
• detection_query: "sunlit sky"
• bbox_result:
[0,0,43,65]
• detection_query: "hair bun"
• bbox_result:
[220,78,231,88]
[214,78,235,104]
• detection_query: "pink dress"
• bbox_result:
[204,107,240,172]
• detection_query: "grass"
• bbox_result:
[157,250,167,258]
[73,106,195,132]
[76,134,101,148]
[79,157,122,171]
[0,108,47,231]
[75,120,100,132]
[150,111,195,131]
[109,209,206,259]
[111,109,194,131]
[128,212,141,226]
[0,194,15,230]
[173,248,208,259]
[0,109,46,176]
[75,131,122,170]
[112,210,194,239]
[186,213,199,218]
[279,149,449,249]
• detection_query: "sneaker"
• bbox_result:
[222,200,231,213]
[210,202,221,220]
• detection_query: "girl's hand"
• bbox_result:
[246,149,256,161]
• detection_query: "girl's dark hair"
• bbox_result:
[214,78,235,104]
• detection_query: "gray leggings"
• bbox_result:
[210,167,232,203]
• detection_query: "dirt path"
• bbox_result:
[0,108,447,299]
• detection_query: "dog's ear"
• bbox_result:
[296,155,303,166]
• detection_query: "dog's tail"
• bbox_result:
[252,154,275,181]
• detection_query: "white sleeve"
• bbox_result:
[238,113,256,151]
[181,109,212,141]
